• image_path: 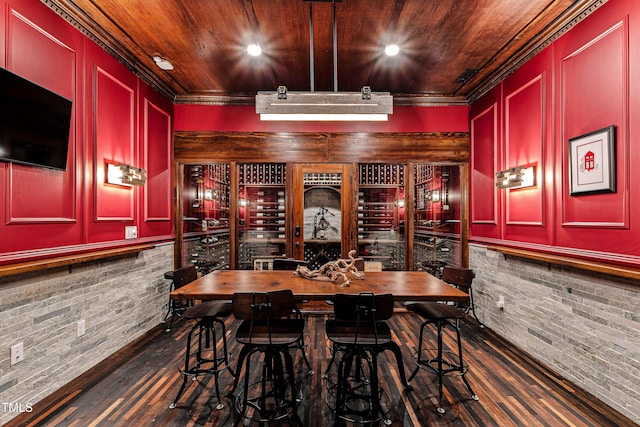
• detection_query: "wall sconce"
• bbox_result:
[239,198,250,207]
[426,190,440,202]
[394,199,405,208]
[106,163,147,187]
[496,165,535,189]
[204,188,220,200]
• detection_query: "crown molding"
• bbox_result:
[466,0,608,103]
[42,0,177,101]
[43,0,607,107]
[174,94,256,106]
[393,95,468,107]
[175,93,469,107]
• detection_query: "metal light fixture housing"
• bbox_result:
[255,1,393,121]
[106,162,147,187]
[496,165,535,189]
[256,86,393,121]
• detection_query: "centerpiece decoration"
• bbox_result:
[293,250,364,287]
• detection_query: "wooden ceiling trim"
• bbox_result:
[174,131,469,164]
[174,93,470,107]
[44,0,176,100]
[43,0,606,106]
[467,0,607,102]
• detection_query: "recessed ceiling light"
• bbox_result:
[247,44,262,56]
[152,55,174,70]
[385,44,399,56]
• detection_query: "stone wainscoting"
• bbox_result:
[469,243,640,424]
[0,243,174,425]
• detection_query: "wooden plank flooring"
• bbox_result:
[7,312,637,427]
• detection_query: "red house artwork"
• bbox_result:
[583,150,595,172]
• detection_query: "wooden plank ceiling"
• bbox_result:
[45,0,604,104]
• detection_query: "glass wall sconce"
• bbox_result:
[204,188,220,200]
[106,162,147,187]
[496,165,535,189]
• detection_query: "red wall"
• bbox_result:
[0,0,174,262]
[470,0,640,265]
[175,104,469,133]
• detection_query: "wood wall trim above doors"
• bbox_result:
[174,132,469,164]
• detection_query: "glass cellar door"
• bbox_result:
[237,163,288,269]
[357,164,406,270]
[180,163,231,275]
[413,164,462,276]
[293,164,352,269]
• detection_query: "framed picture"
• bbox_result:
[568,125,616,196]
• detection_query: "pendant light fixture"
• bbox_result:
[256,0,393,121]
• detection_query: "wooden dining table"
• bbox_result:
[170,270,469,302]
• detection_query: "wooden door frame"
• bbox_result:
[291,163,354,260]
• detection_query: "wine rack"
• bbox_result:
[240,163,286,185]
[238,163,287,269]
[304,242,341,270]
[414,164,453,229]
[357,164,405,270]
[182,163,230,273]
[185,232,230,274]
[359,164,404,186]
[413,164,460,272]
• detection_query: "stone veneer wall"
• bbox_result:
[469,243,640,424]
[0,243,173,425]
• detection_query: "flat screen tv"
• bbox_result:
[0,67,72,171]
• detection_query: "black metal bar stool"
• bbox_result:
[229,290,309,426]
[441,266,483,327]
[169,266,234,410]
[163,266,193,332]
[405,298,479,414]
[422,259,447,278]
[272,258,315,371]
[325,293,408,425]
[162,270,174,324]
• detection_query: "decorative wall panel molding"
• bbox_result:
[470,104,498,225]
[505,75,544,226]
[143,99,172,222]
[5,7,77,224]
[94,67,135,222]
[560,19,628,229]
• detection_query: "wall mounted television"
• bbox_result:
[0,67,72,171]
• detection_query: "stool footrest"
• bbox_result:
[326,380,391,425]
[414,352,470,377]
[234,378,299,423]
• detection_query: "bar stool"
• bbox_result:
[441,266,483,326]
[405,299,479,414]
[162,270,174,324]
[325,293,408,425]
[422,260,447,278]
[272,258,309,315]
[271,258,315,373]
[229,290,309,425]
[163,266,193,332]
[169,266,234,410]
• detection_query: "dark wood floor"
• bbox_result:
[9,309,637,427]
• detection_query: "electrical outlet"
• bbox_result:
[125,226,138,239]
[10,342,24,366]
[77,319,86,337]
[497,295,505,310]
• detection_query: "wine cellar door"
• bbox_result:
[292,164,353,269]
